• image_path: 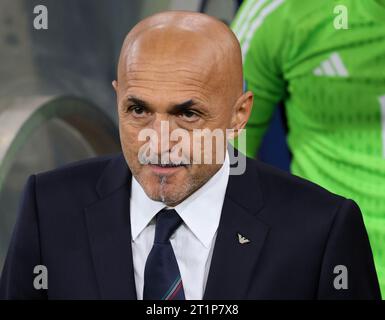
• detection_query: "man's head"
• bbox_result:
[113,11,253,206]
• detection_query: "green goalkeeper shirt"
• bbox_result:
[232,0,385,295]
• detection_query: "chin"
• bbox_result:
[142,179,189,205]
[135,166,199,204]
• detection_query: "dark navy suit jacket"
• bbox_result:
[0,153,381,299]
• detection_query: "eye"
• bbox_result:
[179,109,199,122]
[126,105,148,118]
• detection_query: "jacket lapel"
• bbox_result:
[84,154,137,299]
[203,158,270,299]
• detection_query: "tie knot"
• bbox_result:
[154,209,183,243]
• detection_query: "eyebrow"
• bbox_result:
[123,96,151,110]
[123,95,205,114]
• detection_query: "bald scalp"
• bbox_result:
[116,11,244,100]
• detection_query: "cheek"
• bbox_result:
[119,124,144,170]
[120,123,140,147]
[190,130,227,164]
[191,163,214,177]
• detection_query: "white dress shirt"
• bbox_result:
[130,151,230,300]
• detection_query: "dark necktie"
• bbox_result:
[143,208,186,300]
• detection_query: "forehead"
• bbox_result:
[123,61,214,97]
[118,28,223,99]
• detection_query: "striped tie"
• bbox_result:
[143,208,185,300]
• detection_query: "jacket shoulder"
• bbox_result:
[251,157,344,202]
[36,153,118,183]
[32,153,123,206]
[247,157,348,224]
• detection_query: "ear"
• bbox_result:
[228,91,253,139]
[112,80,118,92]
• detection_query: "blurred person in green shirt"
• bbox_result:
[232,0,385,295]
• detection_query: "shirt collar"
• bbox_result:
[130,150,230,248]
[130,177,164,241]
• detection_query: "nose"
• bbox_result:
[152,114,172,158]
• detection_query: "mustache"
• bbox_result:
[138,149,191,166]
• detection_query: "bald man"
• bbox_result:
[0,12,380,300]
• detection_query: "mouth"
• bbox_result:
[148,163,188,175]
